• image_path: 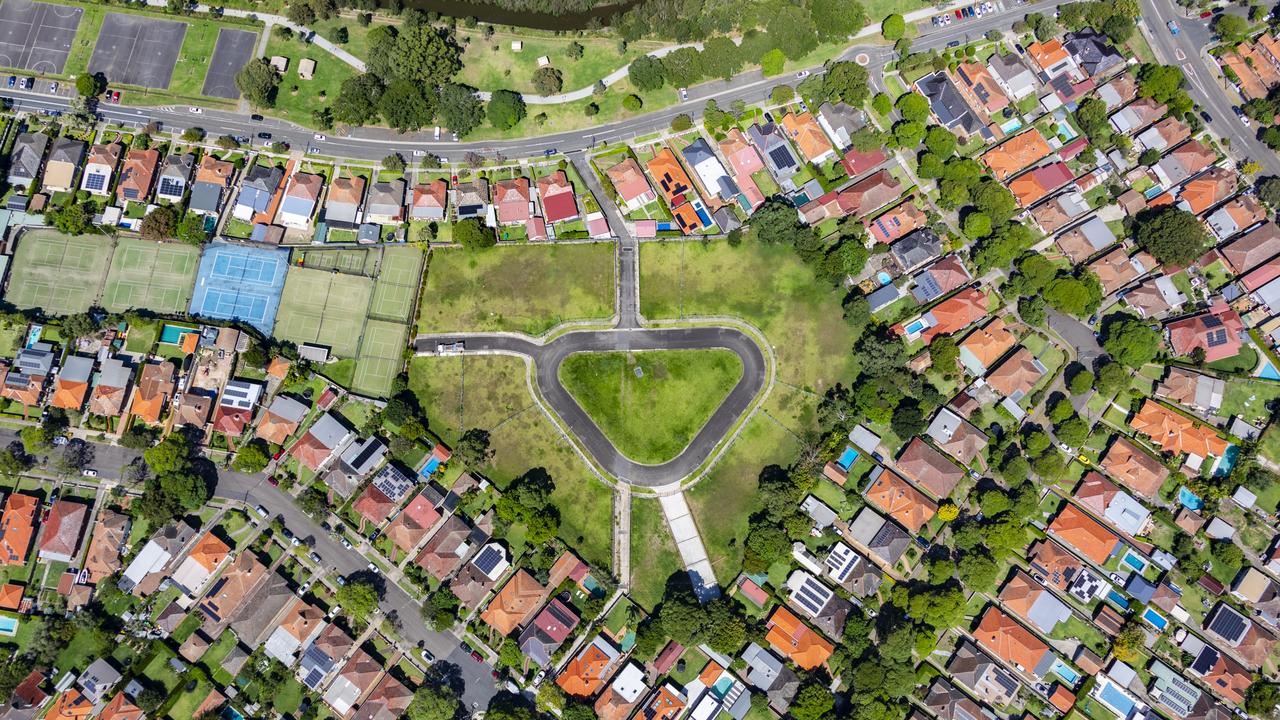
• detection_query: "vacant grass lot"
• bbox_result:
[456,31,660,95]
[420,244,615,336]
[408,354,613,569]
[560,349,742,464]
[263,34,356,124]
[630,497,683,610]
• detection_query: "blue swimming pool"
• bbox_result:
[421,457,441,477]
[1050,658,1079,684]
[0,615,16,636]
[1106,589,1130,609]
[1259,361,1280,380]
[837,446,859,471]
[1099,683,1137,717]
[1000,118,1024,134]
[1143,607,1168,630]
[24,324,41,348]
[905,320,926,334]
[1214,444,1240,478]
[223,707,246,720]
[1178,486,1204,511]
[877,271,892,285]
[1122,552,1146,572]
[656,222,674,232]
[159,324,196,345]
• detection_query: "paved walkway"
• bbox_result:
[658,491,718,598]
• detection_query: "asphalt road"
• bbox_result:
[0,429,502,709]
[414,326,768,486]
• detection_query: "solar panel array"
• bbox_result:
[83,173,106,191]
[158,177,184,197]
[790,574,833,616]
[472,544,505,577]
[1208,604,1248,643]
[1206,328,1229,347]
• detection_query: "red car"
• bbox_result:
[470,651,483,662]
[954,9,963,17]
[1199,10,1213,18]
[267,476,279,487]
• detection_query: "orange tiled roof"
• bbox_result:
[974,606,1050,674]
[1180,167,1235,215]
[0,493,38,566]
[1027,39,1070,72]
[480,569,545,636]
[765,606,833,670]
[639,685,686,720]
[606,157,655,204]
[50,374,89,411]
[1129,399,1229,459]
[781,111,835,162]
[0,582,21,610]
[921,287,988,342]
[99,693,145,720]
[130,361,175,424]
[116,148,159,203]
[998,569,1051,623]
[985,346,1043,399]
[959,317,1017,371]
[647,147,697,206]
[47,690,93,720]
[187,531,230,573]
[556,638,620,697]
[865,468,937,533]
[195,155,234,185]
[1100,436,1169,499]
[1048,503,1121,565]
[981,130,1052,181]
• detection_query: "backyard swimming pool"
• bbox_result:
[0,615,16,636]
[1106,589,1130,609]
[421,457,442,477]
[1142,607,1168,630]
[1259,361,1280,380]
[159,323,197,344]
[836,446,859,471]
[1122,551,1147,572]
[1178,486,1204,511]
[1214,444,1240,478]
[877,271,892,285]
[905,320,926,335]
[1050,658,1079,684]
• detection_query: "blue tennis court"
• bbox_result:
[189,242,287,334]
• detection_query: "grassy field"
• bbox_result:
[263,34,357,123]
[275,267,373,358]
[408,354,614,568]
[5,230,112,315]
[419,244,615,336]
[1220,378,1280,423]
[630,497,683,610]
[167,16,226,97]
[456,30,661,95]
[559,349,743,464]
[101,238,200,314]
[685,412,802,578]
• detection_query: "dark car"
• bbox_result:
[256,132,272,140]
[1201,110,1213,123]
[6,77,13,88]
[251,113,264,121]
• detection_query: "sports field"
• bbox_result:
[4,230,111,315]
[353,319,408,396]
[102,238,200,314]
[300,247,379,275]
[370,246,423,323]
[274,267,372,358]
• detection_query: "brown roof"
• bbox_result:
[385,493,441,553]
[1088,248,1154,296]
[175,392,213,428]
[896,437,967,497]
[606,157,655,204]
[195,155,234,185]
[130,361,175,424]
[414,515,472,580]
[1100,436,1169,499]
[480,569,546,636]
[38,499,88,559]
[278,598,326,643]
[974,606,1051,675]
[84,509,129,584]
[1220,221,1280,274]
[865,468,937,533]
[328,175,365,205]
[985,346,1044,399]
[1048,503,1121,565]
[926,414,989,469]
[198,552,269,626]
[352,485,397,528]
[981,130,1052,180]
[116,148,159,202]
[351,674,412,720]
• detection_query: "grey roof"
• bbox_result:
[153,519,198,554]
[229,570,293,646]
[891,228,943,271]
[98,356,132,388]
[60,355,94,384]
[309,412,353,451]
[14,345,53,377]
[455,179,490,218]
[747,123,800,178]
[268,394,308,423]
[918,72,982,135]
[160,153,195,182]
[741,642,783,689]
[238,164,284,213]
[358,223,381,242]
[817,101,866,146]
[867,520,911,565]
[867,283,903,313]
[712,207,740,233]
[48,137,85,166]
[279,193,316,218]
[1068,215,1118,251]
[682,138,739,200]
[8,133,48,183]
[339,435,384,475]
[367,179,406,217]
[988,53,1038,94]
[1064,29,1124,76]
[77,658,121,702]
[220,380,261,410]
[189,182,225,213]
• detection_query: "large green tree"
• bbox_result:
[487,89,527,130]
[1101,315,1162,367]
[1133,206,1211,267]
[235,58,281,107]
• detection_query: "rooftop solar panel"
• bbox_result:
[1209,605,1248,643]
[473,545,503,575]
[83,173,106,191]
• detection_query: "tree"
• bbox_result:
[670,113,693,131]
[422,587,460,630]
[175,213,207,245]
[823,62,870,106]
[751,199,809,244]
[1102,315,1162,368]
[379,80,436,132]
[1134,206,1210,267]
[329,25,349,43]
[1244,683,1280,719]
[791,685,836,720]
[532,66,563,95]
[956,549,999,588]
[1097,360,1128,395]
[119,424,158,450]
[486,692,538,720]
[1258,176,1280,207]
[454,218,495,249]
[454,428,493,468]
[937,502,959,521]
[47,202,95,235]
[881,13,906,40]
[406,686,461,720]
[233,440,271,473]
[1074,96,1111,143]
[1111,619,1145,662]
[962,211,992,238]
[1068,368,1095,395]
[334,74,385,125]
[622,93,643,111]
[872,92,892,115]
[1137,63,1186,103]
[895,92,930,122]
[760,48,786,76]
[75,73,105,97]
[1055,416,1090,447]
[139,205,177,241]
[389,24,462,87]
[626,55,666,92]
[61,313,97,342]
[19,425,51,455]
[1044,274,1101,318]
[487,89,526,130]
[437,83,485,137]
[768,6,819,59]
[235,58,281,107]
[892,120,925,148]
[382,153,407,173]
[1214,13,1250,43]
[924,125,958,157]
[336,579,382,623]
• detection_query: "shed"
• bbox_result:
[299,58,316,79]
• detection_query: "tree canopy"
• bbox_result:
[235,58,281,107]
[1133,206,1210,267]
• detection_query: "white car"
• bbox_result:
[340,537,353,549]
[81,469,98,477]
[313,133,326,141]
[434,126,441,140]
[188,106,202,114]
[679,87,688,100]
[52,436,68,446]
[413,149,426,156]
[255,505,269,518]
[1241,115,1252,127]
[795,70,810,79]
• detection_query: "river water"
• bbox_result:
[386,0,644,30]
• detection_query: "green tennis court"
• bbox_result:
[299,247,378,275]
[274,266,372,358]
[102,238,200,313]
[369,246,423,323]
[353,319,408,396]
[4,230,112,315]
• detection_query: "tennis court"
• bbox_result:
[189,242,288,334]
[353,319,408,396]
[369,246,423,323]
[4,230,111,315]
[274,266,373,358]
[102,238,199,314]
[300,247,378,276]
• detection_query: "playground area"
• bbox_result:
[102,237,200,314]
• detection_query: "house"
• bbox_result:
[1166,303,1245,362]
[1064,29,1124,76]
[481,569,545,636]
[1077,472,1153,539]
[1233,567,1280,626]
[605,157,656,212]
[119,520,196,595]
[985,346,1046,401]
[867,199,927,244]
[682,138,739,202]
[959,317,1017,375]
[1155,366,1225,414]
[454,178,490,221]
[981,130,1053,181]
[277,172,324,228]
[647,147,698,209]
[81,142,122,196]
[89,357,132,417]
[1155,139,1217,187]
[923,410,989,470]
[170,531,230,594]
[924,678,994,720]
[410,179,448,220]
[536,170,579,224]
[1205,602,1277,668]
[1010,162,1075,207]
[1089,247,1155,296]
[1130,399,1230,464]
[350,674,412,720]
[1206,195,1266,240]
[414,514,473,580]
[255,394,308,445]
[823,542,883,597]
[51,355,93,411]
[352,485,397,529]
[974,606,1054,678]
[891,228,943,272]
[130,361,176,424]
[155,153,195,203]
[299,623,354,690]
[323,648,381,716]
[948,641,1020,706]
[76,659,121,704]
[1049,503,1122,565]
[1187,643,1252,705]
[366,179,407,224]
[747,122,801,189]
[594,663,648,720]
[917,72,984,137]
[718,128,766,209]
[234,163,285,221]
[557,635,622,697]
[999,570,1071,635]
[38,499,88,563]
[765,606,832,670]
[1137,116,1191,153]
[817,101,866,149]
[1032,190,1091,233]
[197,551,268,628]
[1177,167,1235,215]
[189,155,235,215]
[910,255,971,304]
[800,169,902,225]
[1110,98,1168,137]
[41,137,85,193]
[494,177,533,225]
[781,111,836,163]
[740,643,801,712]
[954,62,1010,116]
[174,392,213,429]
[638,685,687,720]
[865,466,937,533]
[518,598,580,667]
[213,379,261,437]
[988,53,1039,101]
[1123,275,1187,318]
[45,689,93,720]
[1027,38,1080,80]
[83,510,128,584]
[0,493,37,565]
[291,412,354,472]
[1056,216,1118,263]
[116,148,160,203]
[7,132,48,189]
[385,493,442,555]
[848,507,912,566]
[1099,72,1139,109]
[264,598,326,663]
[324,175,366,228]
[99,693,144,720]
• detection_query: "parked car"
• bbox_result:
[188,106,202,114]
[52,436,68,446]
[340,537,353,549]
[81,469,98,477]
[470,650,483,663]
[6,77,14,88]
[250,113,264,120]
[335,575,346,586]
[267,476,279,486]
[309,551,322,563]
[256,132,271,140]
[678,87,688,100]
[420,649,436,663]
[434,126,441,140]
[255,505,269,518]
[111,90,120,103]
[795,70,810,79]
[47,81,57,93]
[366,562,379,573]
[313,133,326,141]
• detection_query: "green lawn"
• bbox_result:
[630,497,684,611]
[168,18,229,98]
[1220,378,1280,424]
[263,34,357,125]
[559,349,743,464]
[419,243,615,336]
[1207,346,1258,375]
[456,30,660,95]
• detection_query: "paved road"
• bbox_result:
[414,326,767,486]
[0,429,502,709]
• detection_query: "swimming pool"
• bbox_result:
[1259,361,1280,380]
[0,615,17,636]
[222,707,246,720]
[837,446,859,471]
[24,324,41,348]
[1050,658,1079,684]
[1178,486,1204,511]
[905,320,926,335]
[159,323,197,345]
[691,199,713,227]
[421,457,441,477]
[1122,552,1147,572]
[877,271,893,285]
[1099,682,1137,717]
[1214,444,1240,478]
[1142,607,1168,630]
[1106,589,1130,609]
[1000,118,1024,134]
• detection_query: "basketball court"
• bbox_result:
[0,0,81,74]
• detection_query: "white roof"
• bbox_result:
[610,663,648,703]
[120,540,171,586]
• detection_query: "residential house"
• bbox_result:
[385,493,442,555]
[366,179,407,224]
[41,137,85,193]
[83,510,129,584]
[264,598,326,663]
[89,356,132,417]
[174,392,213,429]
[77,659,122,704]
[454,178,490,221]
[1109,98,1167,134]
[594,664,648,720]
[0,493,37,565]
[324,175,366,228]
[917,72,984,138]
[1137,116,1191,153]
[410,179,448,220]
[747,122,801,189]
[647,147,699,209]
[923,410,989,470]
[352,485,397,530]
[638,685,688,720]
[1206,195,1267,241]
[1156,366,1225,415]
[1077,472,1153,538]
[1027,39,1081,80]
[1009,162,1075,207]
[910,254,971,304]
[130,360,176,425]
[155,153,195,203]
[1166,303,1245,362]
[7,132,48,189]
[1098,72,1139,110]
[1205,602,1278,668]
[891,228,943,272]
[198,551,269,627]
[924,678,994,720]
[718,128,766,209]
[1233,567,1280,627]
[1131,399,1230,465]
[116,148,159,203]
[954,62,1011,116]
[899,286,988,344]
[1049,502,1123,565]
[414,514,473,580]
[816,101,867,149]
[981,130,1052,181]
[50,355,93,411]
[1064,29,1124,76]
[800,168,902,225]
[823,542,883,597]
[1101,435,1170,500]
[682,138,739,202]
[848,507,912,566]
[81,142,122,196]
[37,499,88,563]
[988,53,1039,101]
[189,155,235,215]
[1056,215,1117,263]
[170,531,230,594]
[277,172,324,228]
[323,648,381,716]
[481,569,545,636]
[519,598,580,667]
[974,606,1055,678]
[1032,190,1091,233]
[494,177,533,225]
[959,317,1017,376]
[1186,641,1252,705]
[1155,139,1217,187]
[213,379,261,437]
[99,693,144,720]
[535,170,579,224]
[867,198,927,244]
[865,466,937,533]
[255,394,308,445]
[605,157,657,213]
[300,624,354,690]
[1089,247,1155,296]
[119,520,197,595]
[233,163,285,221]
[45,689,93,720]
[1176,167,1235,215]
[350,675,412,720]
[781,111,836,163]
[291,412,354,473]
[948,641,1020,706]
[765,606,832,670]
[557,635,623,697]
[985,346,1046,401]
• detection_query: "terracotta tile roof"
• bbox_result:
[999,568,1053,621]
[0,492,37,565]
[974,606,1051,675]
[959,317,1017,372]
[196,155,234,185]
[414,515,472,580]
[328,175,365,205]
[647,148,697,206]
[912,286,987,342]
[955,61,1010,113]
[1180,167,1235,215]
[116,148,159,203]
[639,685,686,720]
[353,485,397,528]
[1027,39,1071,72]
[1100,435,1169,499]
[866,199,927,244]
[1198,647,1252,704]
[175,392,213,428]
[556,636,621,697]
[98,693,145,720]
[865,468,937,533]
[1221,222,1280,274]
[84,509,129,583]
[412,179,448,211]
[0,363,43,407]
[279,598,326,643]
[47,689,93,719]
[537,170,579,223]
[897,437,967,498]
[351,674,412,720]
[187,531,230,573]
[38,499,87,560]
[606,157,656,205]
[495,177,533,224]
[981,130,1052,181]
[1166,304,1245,362]
[130,360,175,424]
[266,357,291,379]
[385,493,441,553]
[50,374,89,411]
[1130,399,1229,459]
[1048,503,1121,565]
[781,111,835,161]
[255,405,305,446]
[198,551,268,625]
[481,569,546,636]
[0,582,21,610]
[1009,162,1074,206]
[765,606,833,670]
[1088,247,1152,296]
[985,346,1044,399]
